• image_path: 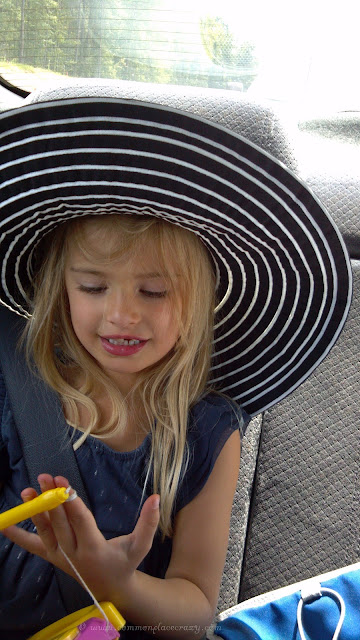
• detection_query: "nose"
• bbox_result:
[104,289,141,327]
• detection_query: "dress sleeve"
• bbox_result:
[175,394,250,513]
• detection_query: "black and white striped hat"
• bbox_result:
[0,98,352,415]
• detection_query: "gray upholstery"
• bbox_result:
[217,415,262,613]
[239,261,360,600]
[2,79,358,631]
[24,78,297,171]
[304,175,360,258]
[237,120,360,601]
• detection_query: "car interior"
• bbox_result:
[0,2,359,637]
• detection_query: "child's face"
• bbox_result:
[64,232,180,394]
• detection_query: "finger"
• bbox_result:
[32,475,76,552]
[19,484,59,550]
[37,475,68,545]
[39,475,79,550]
[21,487,38,503]
[53,476,70,490]
[53,476,105,549]
[128,495,160,566]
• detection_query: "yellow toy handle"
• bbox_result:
[28,602,126,639]
[0,487,73,529]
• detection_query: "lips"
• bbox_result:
[100,336,147,356]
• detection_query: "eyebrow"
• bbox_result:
[70,267,105,276]
[69,267,164,279]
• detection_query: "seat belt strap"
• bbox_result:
[0,304,91,610]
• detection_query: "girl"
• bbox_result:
[0,97,351,639]
[1,213,243,639]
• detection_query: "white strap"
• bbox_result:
[297,582,346,640]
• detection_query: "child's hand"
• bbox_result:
[1,474,160,603]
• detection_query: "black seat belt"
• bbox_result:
[0,304,92,611]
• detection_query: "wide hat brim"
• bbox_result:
[0,98,352,416]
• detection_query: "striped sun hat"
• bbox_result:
[0,98,352,416]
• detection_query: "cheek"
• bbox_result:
[157,306,181,346]
[67,292,95,334]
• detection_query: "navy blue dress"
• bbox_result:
[0,368,249,639]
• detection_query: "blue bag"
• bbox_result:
[215,563,360,640]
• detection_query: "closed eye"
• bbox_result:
[77,285,107,294]
[140,289,167,298]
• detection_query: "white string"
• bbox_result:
[58,543,110,630]
[297,586,346,640]
[58,488,110,630]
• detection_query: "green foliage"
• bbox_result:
[0,1,258,90]
[200,16,258,90]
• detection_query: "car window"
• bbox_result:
[1,1,257,92]
[1,0,359,173]
[0,0,358,104]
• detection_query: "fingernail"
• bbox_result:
[153,496,160,510]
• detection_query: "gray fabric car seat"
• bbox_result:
[212,161,359,636]
[237,178,360,603]
[23,78,297,172]
[239,260,359,600]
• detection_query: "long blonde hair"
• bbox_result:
[25,214,216,536]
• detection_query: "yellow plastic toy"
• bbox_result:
[28,602,126,640]
[0,487,74,529]
[0,491,126,639]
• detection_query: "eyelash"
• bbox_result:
[78,285,106,295]
[141,289,168,299]
[77,285,167,298]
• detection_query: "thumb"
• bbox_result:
[128,494,160,567]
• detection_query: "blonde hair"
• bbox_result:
[25,214,216,536]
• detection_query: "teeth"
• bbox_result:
[108,338,141,346]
